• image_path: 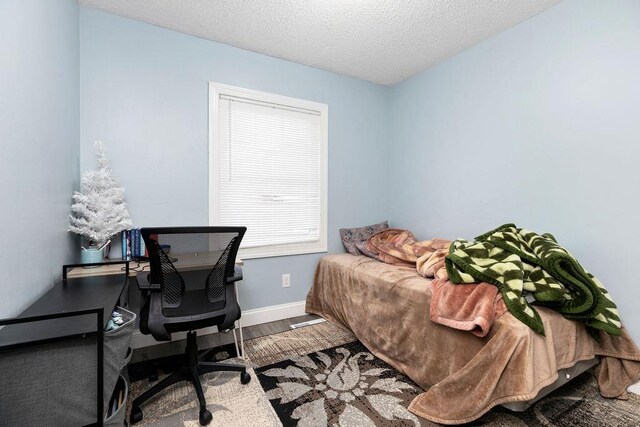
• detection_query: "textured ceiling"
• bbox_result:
[79,0,562,85]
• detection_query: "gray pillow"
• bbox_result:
[339,221,389,255]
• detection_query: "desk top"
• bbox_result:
[67,252,244,279]
[0,274,127,349]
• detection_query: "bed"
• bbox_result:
[306,254,640,425]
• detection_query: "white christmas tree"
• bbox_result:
[69,141,133,247]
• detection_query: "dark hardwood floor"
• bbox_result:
[131,314,321,363]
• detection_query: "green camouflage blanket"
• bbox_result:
[445,224,621,338]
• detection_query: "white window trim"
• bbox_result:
[208,82,328,259]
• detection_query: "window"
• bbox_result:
[209,83,328,259]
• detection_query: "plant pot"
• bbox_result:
[81,247,105,267]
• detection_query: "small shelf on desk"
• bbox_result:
[67,252,244,279]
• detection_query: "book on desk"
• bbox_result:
[120,228,147,260]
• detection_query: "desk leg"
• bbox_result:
[233,282,246,360]
[239,317,245,359]
[233,319,245,360]
[233,328,240,357]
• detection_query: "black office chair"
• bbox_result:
[130,226,250,426]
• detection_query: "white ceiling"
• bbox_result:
[79,0,562,85]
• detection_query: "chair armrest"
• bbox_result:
[227,265,243,283]
[136,272,160,291]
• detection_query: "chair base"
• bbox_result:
[130,330,250,426]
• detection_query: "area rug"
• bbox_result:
[243,319,356,367]
[128,361,281,427]
[128,320,357,381]
[256,341,424,426]
[128,321,640,426]
[126,321,356,426]
[255,336,640,427]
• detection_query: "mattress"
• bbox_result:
[306,254,640,424]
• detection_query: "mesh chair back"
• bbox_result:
[205,237,236,303]
[141,227,245,311]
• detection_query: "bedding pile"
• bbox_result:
[306,254,640,424]
[363,228,450,271]
[362,224,622,340]
[445,224,622,338]
[363,227,508,335]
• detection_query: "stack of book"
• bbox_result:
[121,228,147,260]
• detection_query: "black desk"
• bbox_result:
[0,271,130,426]
[0,274,128,350]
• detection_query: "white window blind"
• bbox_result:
[210,84,327,258]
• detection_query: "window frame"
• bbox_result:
[208,82,328,259]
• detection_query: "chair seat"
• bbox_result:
[163,290,227,318]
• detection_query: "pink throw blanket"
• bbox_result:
[430,278,508,337]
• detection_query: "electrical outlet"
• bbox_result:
[282,273,291,288]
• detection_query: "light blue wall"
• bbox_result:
[0,0,79,318]
[79,2,640,341]
[79,7,390,310]
[389,0,640,341]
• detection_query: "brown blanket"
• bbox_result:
[306,254,640,424]
[364,228,450,267]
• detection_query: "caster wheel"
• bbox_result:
[199,409,213,425]
[240,371,251,384]
[130,406,143,424]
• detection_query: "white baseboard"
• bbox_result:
[629,380,640,395]
[130,300,307,349]
[241,300,308,327]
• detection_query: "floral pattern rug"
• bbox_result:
[127,321,640,426]
[255,341,423,426]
